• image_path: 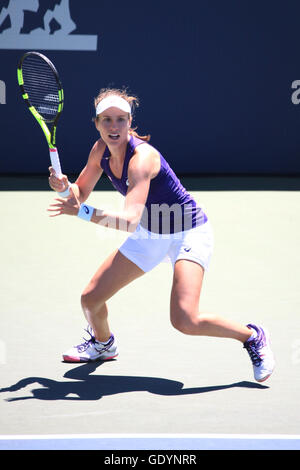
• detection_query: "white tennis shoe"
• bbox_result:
[63,325,118,363]
[243,323,275,382]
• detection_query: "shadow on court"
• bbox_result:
[0,361,268,402]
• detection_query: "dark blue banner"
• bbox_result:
[1,0,300,175]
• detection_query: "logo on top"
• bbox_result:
[0,0,98,51]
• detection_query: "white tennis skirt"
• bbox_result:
[119,220,214,273]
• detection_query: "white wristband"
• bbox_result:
[77,204,94,221]
[57,182,71,198]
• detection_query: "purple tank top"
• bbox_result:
[100,135,207,233]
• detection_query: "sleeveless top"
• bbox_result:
[100,135,207,234]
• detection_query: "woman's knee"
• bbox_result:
[170,303,197,334]
[170,304,208,335]
[81,285,105,313]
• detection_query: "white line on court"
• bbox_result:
[0,433,300,450]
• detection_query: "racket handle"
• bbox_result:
[49,147,62,178]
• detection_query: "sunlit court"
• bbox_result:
[0,176,300,450]
[1,0,300,453]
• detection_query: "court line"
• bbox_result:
[0,433,300,450]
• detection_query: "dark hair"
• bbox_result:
[94,87,151,142]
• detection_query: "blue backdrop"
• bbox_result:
[1,0,300,176]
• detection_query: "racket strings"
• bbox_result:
[22,56,61,123]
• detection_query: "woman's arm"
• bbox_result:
[72,139,105,202]
[90,144,156,231]
[48,139,104,202]
[48,144,158,232]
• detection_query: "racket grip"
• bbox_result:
[49,147,62,178]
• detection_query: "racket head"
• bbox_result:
[17,51,64,147]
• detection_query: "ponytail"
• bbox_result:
[129,128,151,142]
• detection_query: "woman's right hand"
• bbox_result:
[48,166,69,193]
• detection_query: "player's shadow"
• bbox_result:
[0,361,268,402]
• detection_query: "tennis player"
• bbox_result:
[48,88,275,382]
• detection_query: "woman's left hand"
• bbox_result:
[47,186,81,217]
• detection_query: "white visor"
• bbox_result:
[96,96,131,116]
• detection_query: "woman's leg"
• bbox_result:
[81,249,145,342]
[170,259,252,342]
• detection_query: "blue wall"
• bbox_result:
[1,0,300,176]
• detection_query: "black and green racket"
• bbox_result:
[17,51,64,177]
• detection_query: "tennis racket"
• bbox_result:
[17,51,64,178]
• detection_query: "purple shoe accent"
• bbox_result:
[75,326,97,354]
[243,323,275,382]
[243,323,266,366]
[62,325,118,363]
[94,334,115,353]
[75,326,115,354]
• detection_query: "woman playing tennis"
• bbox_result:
[48,88,275,382]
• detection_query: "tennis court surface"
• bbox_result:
[0,176,299,450]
